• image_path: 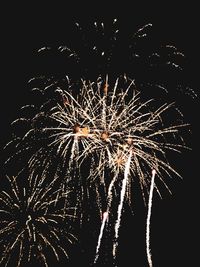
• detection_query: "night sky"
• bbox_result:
[0,3,199,267]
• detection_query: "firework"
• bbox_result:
[33,18,198,101]
[146,169,156,267]
[4,74,190,266]
[3,19,194,266]
[0,172,77,267]
[6,75,189,197]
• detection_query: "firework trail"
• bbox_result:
[0,172,77,267]
[112,150,132,259]
[94,211,109,264]
[94,148,133,264]
[93,169,120,264]
[146,169,156,267]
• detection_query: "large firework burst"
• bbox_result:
[6,74,189,198]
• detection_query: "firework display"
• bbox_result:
[1,18,195,266]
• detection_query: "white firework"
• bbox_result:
[0,172,77,267]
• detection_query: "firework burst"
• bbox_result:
[5,75,189,197]
[0,171,77,267]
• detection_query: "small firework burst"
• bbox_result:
[0,172,77,267]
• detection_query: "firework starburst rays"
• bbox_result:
[0,173,77,267]
[9,75,189,202]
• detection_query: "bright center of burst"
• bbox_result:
[101,131,109,141]
[73,124,90,137]
[115,157,125,167]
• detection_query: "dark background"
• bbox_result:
[0,3,199,267]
